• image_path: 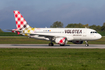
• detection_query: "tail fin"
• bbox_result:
[13,10,30,30]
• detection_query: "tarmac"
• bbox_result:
[0,44,105,49]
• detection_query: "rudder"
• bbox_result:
[13,10,30,30]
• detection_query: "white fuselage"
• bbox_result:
[29,28,102,41]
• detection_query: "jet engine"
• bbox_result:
[72,41,83,44]
[55,37,67,46]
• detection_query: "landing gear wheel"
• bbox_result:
[60,44,65,46]
[85,44,89,47]
[49,43,54,46]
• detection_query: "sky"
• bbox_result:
[0,0,105,30]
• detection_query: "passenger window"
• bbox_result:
[90,31,97,34]
[95,32,97,33]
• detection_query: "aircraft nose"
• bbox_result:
[97,34,102,39]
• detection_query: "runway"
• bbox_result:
[0,44,105,49]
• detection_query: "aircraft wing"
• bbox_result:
[26,33,64,38]
[24,33,74,41]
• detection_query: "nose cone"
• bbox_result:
[93,34,102,40]
[97,34,102,39]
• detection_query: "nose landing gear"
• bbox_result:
[85,41,89,46]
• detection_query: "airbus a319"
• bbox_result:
[10,10,102,46]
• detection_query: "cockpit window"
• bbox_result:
[90,31,97,33]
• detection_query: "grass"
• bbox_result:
[0,36,50,44]
[0,48,105,70]
[0,36,105,44]
[0,32,22,36]
[98,31,105,36]
[88,36,105,44]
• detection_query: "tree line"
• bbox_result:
[0,29,3,32]
[0,21,105,32]
[50,21,105,31]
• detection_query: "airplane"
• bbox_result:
[10,10,102,46]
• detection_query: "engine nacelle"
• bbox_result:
[72,41,83,44]
[55,37,67,45]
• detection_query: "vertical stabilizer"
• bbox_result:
[13,10,35,35]
[13,10,30,30]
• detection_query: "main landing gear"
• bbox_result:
[49,43,65,46]
[85,41,89,46]
[60,44,65,46]
[49,43,54,46]
[49,38,54,46]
